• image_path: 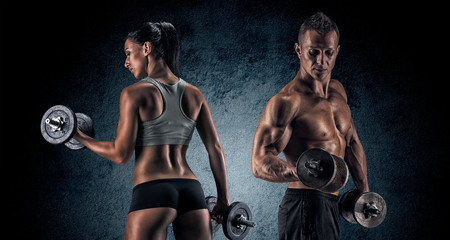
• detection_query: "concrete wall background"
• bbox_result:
[7,1,445,239]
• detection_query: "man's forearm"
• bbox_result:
[345,142,369,192]
[252,153,298,183]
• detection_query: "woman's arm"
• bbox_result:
[195,93,230,221]
[73,87,139,165]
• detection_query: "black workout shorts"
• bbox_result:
[278,189,340,240]
[129,178,208,214]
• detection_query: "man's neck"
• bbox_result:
[296,69,331,98]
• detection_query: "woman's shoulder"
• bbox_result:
[121,80,159,100]
[183,81,204,97]
[135,80,160,91]
[183,80,206,106]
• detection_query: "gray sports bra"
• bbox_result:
[135,77,196,146]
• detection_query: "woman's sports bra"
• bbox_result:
[135,77,196,146]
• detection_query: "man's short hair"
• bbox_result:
[298,12,340,44]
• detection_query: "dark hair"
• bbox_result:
[127,22,180,76]
[298,12,340,44]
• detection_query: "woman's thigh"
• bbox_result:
[173,209,212,240]
[125,207,178,240]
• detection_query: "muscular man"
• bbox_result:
[251,12,369,240]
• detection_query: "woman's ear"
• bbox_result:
[143,41,152,56]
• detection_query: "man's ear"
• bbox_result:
[143,41,152,56]
[294,43,301,59]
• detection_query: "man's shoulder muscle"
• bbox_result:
[329,79,348,102]
[263,92,300,127]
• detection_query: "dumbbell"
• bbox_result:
[40,105,94,150]
[339,189,387,228]
[296,148,349,193]
[205,196,256,240]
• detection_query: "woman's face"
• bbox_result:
[124,39,148,79]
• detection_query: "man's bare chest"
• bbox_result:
[293,95,352,140]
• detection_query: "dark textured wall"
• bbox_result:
[7,1,446,239]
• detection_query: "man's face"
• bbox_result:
[295,30,340,80]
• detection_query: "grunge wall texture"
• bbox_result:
[7,0,446,239]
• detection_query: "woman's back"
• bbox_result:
[128,77,205,186]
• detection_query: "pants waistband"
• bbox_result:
[133,178,200,191]
[285,188,339,201]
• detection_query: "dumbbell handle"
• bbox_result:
[305,159,323,177]
[363,202,381,218]
[236,215,256,228]
[45,117,64,131]
[305,160,321,171]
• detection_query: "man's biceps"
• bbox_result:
[255,124,278,141]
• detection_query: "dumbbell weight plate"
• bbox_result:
[339,189,359,224]
[40,105,76,145]
[339,190,387,228]
[205,196,221,233]
[64,113,95,150]
[223,202,253,240]
[320,155,349,193]
[354,192,387,228]
[297,148,336,191]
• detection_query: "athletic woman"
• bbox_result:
[74,21,229,240]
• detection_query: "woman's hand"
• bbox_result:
[211,198,230,224]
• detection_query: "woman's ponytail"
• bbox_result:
[155,22,180,77]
